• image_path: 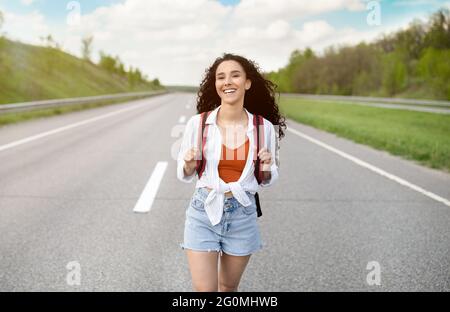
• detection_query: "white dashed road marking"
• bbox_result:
[133,161,168,213]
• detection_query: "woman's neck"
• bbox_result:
[217,102,246,125]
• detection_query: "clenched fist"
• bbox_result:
[183,147,200,176]
[258,148,273,172]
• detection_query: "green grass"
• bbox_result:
[279,97,450,172]
[0,37,164,104]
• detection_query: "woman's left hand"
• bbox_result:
[258,148,272,171]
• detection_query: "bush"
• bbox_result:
[417,48,450,99]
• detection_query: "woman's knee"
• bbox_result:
[193,282,218,292]
[218,281,238,292]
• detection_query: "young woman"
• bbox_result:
[177,53,286,292]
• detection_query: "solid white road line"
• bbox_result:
[0,102,151,152]
[178,115,186,123]
[287,127,450,208]
[133,161,168,213]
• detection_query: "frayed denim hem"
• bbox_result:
[179,243,224,257]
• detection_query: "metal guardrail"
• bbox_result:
[281,93,450,108]
[2,90,449,114]
[0,90,168,114]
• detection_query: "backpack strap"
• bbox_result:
[253,114,265,184]
[196,111,211,179]
[252,114,265,218]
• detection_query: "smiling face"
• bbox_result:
[215,60,251,106]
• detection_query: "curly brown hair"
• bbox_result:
[196,53,286,140]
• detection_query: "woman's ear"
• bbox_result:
[245,79,251,90]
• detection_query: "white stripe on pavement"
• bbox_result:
[133,161,168,213]
[287,127,450,208]
[0,102,152,152]
[178,115,186,123]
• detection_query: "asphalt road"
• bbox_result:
[0,92,449,291]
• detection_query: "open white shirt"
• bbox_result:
[177,105,279,226]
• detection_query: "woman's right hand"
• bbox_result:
[183,147,200,175]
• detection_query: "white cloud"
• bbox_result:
[266,20,291,39]
[0,0,421,85]
[56,0,233,84]
[393,0,443,6]
[65,0,369,84]
[297,20,335,43]
[233,0,364,25]
[21,0,35,6]
[0,9,49,45]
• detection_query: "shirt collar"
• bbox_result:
[205,105,254,132]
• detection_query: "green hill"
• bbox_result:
[0,37,163,105]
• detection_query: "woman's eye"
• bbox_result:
[217,75,239,79]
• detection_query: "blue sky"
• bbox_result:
[0,0,123,22]
[1,0,447,28]
[313,0,448,29]
[0,0,448,85]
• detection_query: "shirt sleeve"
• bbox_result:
[259,120,279,187]
[177,115,198,183]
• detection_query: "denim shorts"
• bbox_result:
[180,187,263,256]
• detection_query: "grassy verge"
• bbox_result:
[0,38,161,104]
[0,95,162,127]
[313,99,450,110]
[279,97,450,173]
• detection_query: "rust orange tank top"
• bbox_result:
[218,138,250,183]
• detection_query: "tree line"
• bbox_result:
[97,50,160,88]
[266,8,450,100]
[80,35,160,88]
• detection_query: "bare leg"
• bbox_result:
[218,252,251,292]
[186,250,219,292]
